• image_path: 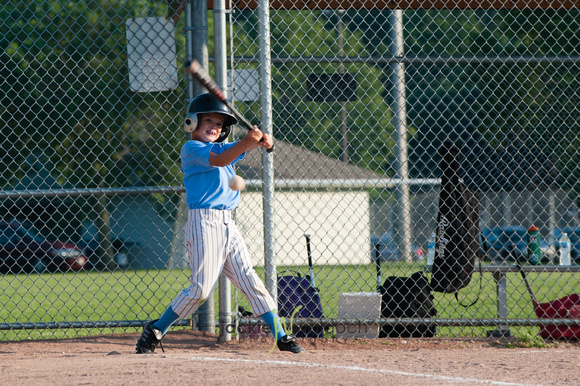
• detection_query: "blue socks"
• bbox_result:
[260,310,286,341]
[152,306,180,336]
[153,307,286,341]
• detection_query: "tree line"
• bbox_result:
[1,2,579,205]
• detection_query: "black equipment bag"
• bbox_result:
[379,272,437,338]
[430,141,481,295]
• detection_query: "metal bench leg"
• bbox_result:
[487,271,511,337]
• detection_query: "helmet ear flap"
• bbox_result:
[184,113,198,133]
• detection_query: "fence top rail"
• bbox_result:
[232,55,580,65]
[249,178,441,189]
[213,0,580,10]
[0,186,186,199]
[0,179,441,198]
[479,265,580,273]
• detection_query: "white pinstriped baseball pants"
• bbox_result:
[171,208,276,318]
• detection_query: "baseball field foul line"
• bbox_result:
[186,356,538,386]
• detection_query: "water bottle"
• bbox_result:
[527,225,541,265]
[427,232,436,267]
[559,232,571,266]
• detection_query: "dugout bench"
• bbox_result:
[479,264,580,337]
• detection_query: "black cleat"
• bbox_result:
[136,320,164,354]
[277,334,305,353]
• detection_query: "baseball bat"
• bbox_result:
[375,243,382,292]
[516,261,539,307]
[304,234,317,292]
[185,59,273,153]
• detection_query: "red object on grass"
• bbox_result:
[533,294,580,339]
[518,262,580,340]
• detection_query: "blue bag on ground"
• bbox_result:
[277,274,324,338]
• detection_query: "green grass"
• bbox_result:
[1,262,578,341]
[0,269,191,341]
[500,329,555,349]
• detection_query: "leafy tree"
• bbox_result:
[2,3,578,208]
[1,0,184,191]
[233,8,579,204]
[0,0,186,267]
[401,10,579,204]
[231,9,399,175]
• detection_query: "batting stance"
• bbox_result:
[136,93,305,354]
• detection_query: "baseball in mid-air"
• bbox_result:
[229,175,246,191]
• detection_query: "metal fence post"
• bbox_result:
[257,0,277,302]
[214,0,232,343]
[187,0,215,333]
[390,9,413,263]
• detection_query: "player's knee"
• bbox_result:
[183,285,212,304]
[196,288,212,303]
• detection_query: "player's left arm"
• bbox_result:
[209,126,273,167]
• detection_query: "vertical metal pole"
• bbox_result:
[389,9,412,263]
[186,0,214,333]
[214,0,232,342]
[228,0,240,342]
[493,271,510,336]
[502,190,512,226]
[527,190,534,228]
[548,190,556,245]
[481,194,489,229]
[188,0,209,98]
[257,0,277,301]
[337,10,348,163]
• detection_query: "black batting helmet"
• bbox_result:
[184,93,237,142]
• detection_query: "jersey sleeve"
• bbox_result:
[181,140,213,173]
[181,141,246,172]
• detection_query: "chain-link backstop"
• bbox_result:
[1,0,579,342]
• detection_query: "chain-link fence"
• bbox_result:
[1,0,579,342]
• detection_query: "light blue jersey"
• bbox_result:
[181,140,245,210]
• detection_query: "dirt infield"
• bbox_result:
[1,330,578,385]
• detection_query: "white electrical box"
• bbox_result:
[337,292,381,339]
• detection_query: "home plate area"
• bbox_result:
[0,330,578,385]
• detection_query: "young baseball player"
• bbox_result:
[135,93,305,354]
